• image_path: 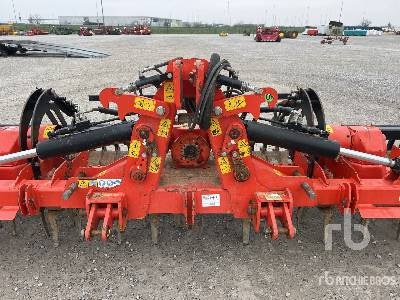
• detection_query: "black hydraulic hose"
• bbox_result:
[243,120,340,158]
[36,122,134,159]
[196,57,231,129]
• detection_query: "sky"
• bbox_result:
[1,0,399,26]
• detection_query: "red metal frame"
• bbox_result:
[1,57,400,243]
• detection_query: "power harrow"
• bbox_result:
[1,53,400,246]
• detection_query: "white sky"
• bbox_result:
[1,0,399,26]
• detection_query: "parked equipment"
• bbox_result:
[279,30,299,39]
[26,28,49,36]
[255,27,281,42]
[321,35,349,45]
[0,24,15,35]
[1,54,400,246]
[0,40,110,58]
[122,25,152,35]
[78,27,94,36]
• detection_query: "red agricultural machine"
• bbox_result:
[1,54,400,246]
[255,27,281,42]
[122,25,152,35]
[26,28,49,36]
[78,27,94,36]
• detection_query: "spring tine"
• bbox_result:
[12,219,17,236]
[40,208,50,237]
[99,146,108,166]
[47,210,59,247]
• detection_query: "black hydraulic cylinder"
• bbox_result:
[135,73,169,89]
[217,75,243,90]
[36,122,134,159]
[243,121,340,158]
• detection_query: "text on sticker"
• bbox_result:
[224,96,246,111]
[134,97,156,112]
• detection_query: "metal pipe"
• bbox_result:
[339,147,395,167]
[0,148,37,165]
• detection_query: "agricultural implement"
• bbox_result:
[1,54,400,246]
[321,36,349,45]
[255,27,281,42]
[279,30,299,39]
[26,28,49,36]
[78,27,94,36]
[122,25,152,35]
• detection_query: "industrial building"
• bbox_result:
[58,16,183,27]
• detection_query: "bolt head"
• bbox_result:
[214,106,222,116]
[156,106,165,116]
[139,129,149,139]
[229,128,241,139]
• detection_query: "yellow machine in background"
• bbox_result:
[0,24,16,35]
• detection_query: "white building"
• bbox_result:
[59,16,182,27]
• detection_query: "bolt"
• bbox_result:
[229,128,241,139]
[141,152,147,158]
[156,106,165,116]
[301,182,316,200]
[214,106,222,116]
[166,73,173,79]
[232,152,239,158]
[221,152,227,157]
[130,169,146,181]
[139,129,149,139]
[247,206,256,215]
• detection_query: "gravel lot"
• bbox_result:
[1,34,400,300]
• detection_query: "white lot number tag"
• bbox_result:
[202,194,221,207]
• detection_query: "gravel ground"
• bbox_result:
[1,34,400,300]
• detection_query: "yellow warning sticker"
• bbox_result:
[128,140,141,158]
[224,96,246,112]
[218,157,231,174]
[210,118,222,137]
[78,180,90,188]
[78,179,122,189]
[237,139,251,158]
[326,125,334,134]
[149,157,162,173]
[134,97,156,112]
[43,125,57,139]
[157,119,171,138]
[164,81,174,103]
[265,192,283,201]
